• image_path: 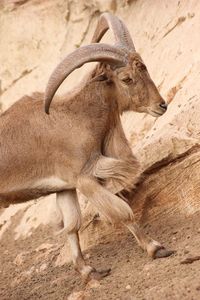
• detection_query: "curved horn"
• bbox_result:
[44,43,128,114]
[91,13,135,52]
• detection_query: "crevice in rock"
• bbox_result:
[75,11,99,48]
[162,16,186,39]
[144,144,200,176]
[167,72,192,103]
[152,15,187,48]
[1,66,38,96]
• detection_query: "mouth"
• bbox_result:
[148,109,166,117]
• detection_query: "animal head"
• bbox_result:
[44,13,167,117]
[91,13,167,116]
[102,53,166,116]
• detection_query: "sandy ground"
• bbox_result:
[0,210,200,300]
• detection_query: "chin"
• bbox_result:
[149,111,161,117]
[147,108,165,117]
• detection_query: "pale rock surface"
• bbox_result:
[0,0,200,255]
[14,195,59,239]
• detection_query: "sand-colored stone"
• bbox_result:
[0,0,199,251]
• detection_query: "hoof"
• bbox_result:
[153,247,175,259]
[85,268,111,282]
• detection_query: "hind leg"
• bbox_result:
[56,190,110,281]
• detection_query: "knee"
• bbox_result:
[77,176,97,197]
[63,211,82,233]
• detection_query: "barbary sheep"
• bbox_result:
[0,13,173,281]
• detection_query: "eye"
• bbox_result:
[122,77,132,84]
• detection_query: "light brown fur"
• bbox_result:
[0,45,173,280]
[0,54,165,208]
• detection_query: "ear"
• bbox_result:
[90,63,114,83]
[91,73,108,82]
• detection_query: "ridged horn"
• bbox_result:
[44,43,128,114]
[91,12,135,52]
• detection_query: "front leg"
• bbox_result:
[77,176,174,259]
[92,122,174,259]
[126,223,175,259]
[93,155,141,195]
[102,121,142,194]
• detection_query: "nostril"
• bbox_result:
[160,102,168,110]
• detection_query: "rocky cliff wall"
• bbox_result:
[0,0,200,246]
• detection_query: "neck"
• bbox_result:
[61,80,115,113]
[116,93,131,114]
